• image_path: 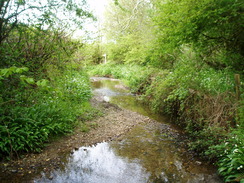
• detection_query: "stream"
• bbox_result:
[34,77,222,183]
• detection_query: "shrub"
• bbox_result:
[0,67,92,159]
[207,129,244,182]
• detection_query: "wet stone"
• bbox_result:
[11,169,18,173]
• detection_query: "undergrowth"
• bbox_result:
[0,67,95,159]
[88,60,243,182]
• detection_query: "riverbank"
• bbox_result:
[0,77,225,182]
[0,93,163,182]
[87,63,244,182]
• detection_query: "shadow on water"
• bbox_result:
[34,77,223,183]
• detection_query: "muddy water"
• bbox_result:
[34,77,222,183]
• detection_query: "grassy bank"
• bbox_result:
[0,66,100,159]
[87,62,244,182]
[0,25,100,160]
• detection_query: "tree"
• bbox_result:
[104,0,151,38]
[0,0,93,45]
[151,0,244,70]
[103,0,153,64]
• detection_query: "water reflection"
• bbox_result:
[92,78,180,129]
[35,77,222,183]
[35,143,150,183]
[91,77,130,95]
[111,124,222,183]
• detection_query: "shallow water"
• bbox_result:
[34,77,223,183]
[91,77,174,125]
[35,142,150,183]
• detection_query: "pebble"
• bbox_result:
[196,161,202,165]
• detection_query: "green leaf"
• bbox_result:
[218,167,228,173]
[16,67,29,73]
[17,0,26,5]
[25,77,35,84]
[0,69,10,77]
[36,79,48,87]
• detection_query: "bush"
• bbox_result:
[143,54,237,152]
[0,22,95,160]
[207,129,244,182]
[0,67,92,158]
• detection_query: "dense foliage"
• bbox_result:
[150,0,244,71]
[0,0,96,159]
[86,0,244,182]
[0,67,92,158]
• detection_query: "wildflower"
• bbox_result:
[233,149,239,153]
[237,165,243,170]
